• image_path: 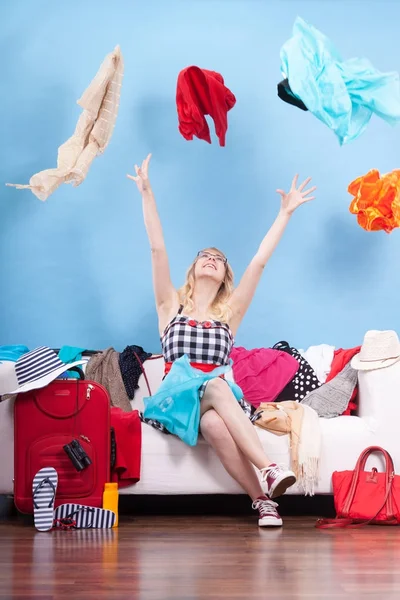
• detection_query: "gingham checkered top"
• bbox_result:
[161,307,234,365]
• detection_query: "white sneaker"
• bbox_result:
[252,496,283,527]
[260,463,296,499]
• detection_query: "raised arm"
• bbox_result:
[229,175,316,334]
[127,154,178,324]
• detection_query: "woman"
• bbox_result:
[127,154,316,527]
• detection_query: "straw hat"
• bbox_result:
[351,330,400,371]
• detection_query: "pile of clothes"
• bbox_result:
[230,341,360,417]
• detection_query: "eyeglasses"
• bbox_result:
[196,250,227,265]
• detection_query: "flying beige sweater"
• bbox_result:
[7,45,124,201]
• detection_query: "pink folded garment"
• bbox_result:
[230,347,299,408]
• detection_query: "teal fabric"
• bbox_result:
[280,17,400,145]
[0,345,29,363]
[58,346,86,378]
[143,355,243,446]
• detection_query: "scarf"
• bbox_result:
[255,401,320,495]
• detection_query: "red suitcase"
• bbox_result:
[14,378,110,514]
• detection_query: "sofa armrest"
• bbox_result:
[358,361,400,419]
[357,361,400,455]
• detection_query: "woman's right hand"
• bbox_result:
[127,153,152,194]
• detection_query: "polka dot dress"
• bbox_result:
[273,341,321,402]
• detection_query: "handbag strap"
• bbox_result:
[342,446,396,519]
[348,447,393,512]
[132,351,152,397]
[316,475,396,529]
[357,446,395,475]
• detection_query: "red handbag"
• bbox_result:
[316,446,400,528]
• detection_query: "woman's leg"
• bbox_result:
[200,409,283,527]
[201,378,272,471]
[200,409,264,501]
[201,378,296,498]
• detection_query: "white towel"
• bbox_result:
[299,344,335,384]
[297,404,321,496]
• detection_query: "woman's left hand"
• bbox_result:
[276,175,316,216]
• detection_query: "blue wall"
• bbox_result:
[1,0,400,353]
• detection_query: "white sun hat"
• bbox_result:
[351,330,400,371]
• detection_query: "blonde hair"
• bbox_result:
[178,247,234,322]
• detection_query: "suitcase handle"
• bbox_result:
[67,367,85,380]
[32,379,88,419]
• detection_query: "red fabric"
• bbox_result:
[326,346,361,415]
[110,408,142,489]
[176,66,236,146]
[230,347,299,408]
[164,361,220,376]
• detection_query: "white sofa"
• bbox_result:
[0,357,398,497]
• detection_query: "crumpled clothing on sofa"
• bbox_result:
[230,346,299,408]
[119,345,152,400]
[273,341,321,402]
[86,347,132,413]
[301,363,358,418]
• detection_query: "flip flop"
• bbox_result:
[32,467,58,532]
[53,504,116,529]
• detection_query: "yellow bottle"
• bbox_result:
[102,483,119,527]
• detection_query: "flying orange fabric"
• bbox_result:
[348,169,400,233]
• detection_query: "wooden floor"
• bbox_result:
[1,516,400,599]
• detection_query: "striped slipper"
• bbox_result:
[53,504,116,529]
[32,467,58,532]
